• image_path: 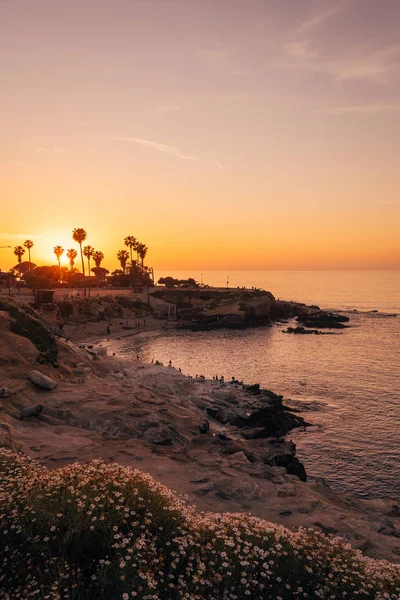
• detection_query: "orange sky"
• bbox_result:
[1,0,399,272]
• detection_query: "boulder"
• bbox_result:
[207,476,260,501]
[29,370,58,390]
[0,387,10,398]
[20,404,43,419]
[198,420,209,434]
[0,422,16,450]
[205,405,229,423]
[241,427,269,439]
[265,453,307,482]
[142,425,172,445]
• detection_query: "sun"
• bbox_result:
[39,229,80,267]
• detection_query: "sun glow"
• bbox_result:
[40,230,82,268]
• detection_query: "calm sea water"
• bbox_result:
[114,271,400,500]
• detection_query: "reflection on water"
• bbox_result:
[112,272,400,499]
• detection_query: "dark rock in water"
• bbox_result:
[20,404,43,419]
[199,420,209,434]
[231,405,307,437]
[284,326,321,335]
[265,452,307,482]
[297,311,349,329]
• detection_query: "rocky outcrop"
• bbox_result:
[166,288,350,331]
[0,296,58,364]
[297,311,350,329]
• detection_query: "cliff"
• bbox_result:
[0,297,399,567]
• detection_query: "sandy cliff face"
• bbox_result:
[1,297,400,563]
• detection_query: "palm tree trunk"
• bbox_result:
[28,249,31,271]
[79,243,86,297]
[80,244,85,277]
[129,247,134,287]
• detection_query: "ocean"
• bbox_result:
[112,271,400,500]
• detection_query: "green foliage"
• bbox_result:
[1,450,399,600]
[0,297,57,363]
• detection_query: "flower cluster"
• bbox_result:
[1,449,400,599]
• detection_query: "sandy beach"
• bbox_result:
[64,314,174,344]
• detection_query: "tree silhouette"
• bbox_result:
[23,240,34,271]
[83,245,95,276]
[53,245,64,268]
[117,249,129,272]
[93,250,104,268]
[72,228,87,276]
[66,248,78,271]
[13,246,25,264]
[137,243,148,266]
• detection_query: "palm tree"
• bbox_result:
[137,243,148,266]
[124,236,137,284]
[13,245,25,264]
[83,245,95,276]
[54,245,64,268]
[23,240,34,271]
[117,249,129,272]
[66,248,77,271]
[72,228,87,276]
[124,236,137,266]
[93,250,104,268]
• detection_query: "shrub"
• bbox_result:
[0,450,399,599]
[58,301,74,320]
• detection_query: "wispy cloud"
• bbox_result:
[311,103,400,115]
[212,161,226,171]
[281,3,400,84]
[296,4,343,35]
[88,134,229,168]
[333,44,400,82]
[111,136,198,162]
[284,3,342,60]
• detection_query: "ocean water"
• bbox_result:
[114,271,400,500]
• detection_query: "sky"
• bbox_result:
[0,0,399,271]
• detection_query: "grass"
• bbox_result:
[1,449,399,599]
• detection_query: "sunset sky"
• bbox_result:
[1,0,399,271]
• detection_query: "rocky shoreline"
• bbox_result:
[149,287,351,332]
[2,295,400,564]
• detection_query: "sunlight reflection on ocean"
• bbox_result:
[113,271,400,499]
